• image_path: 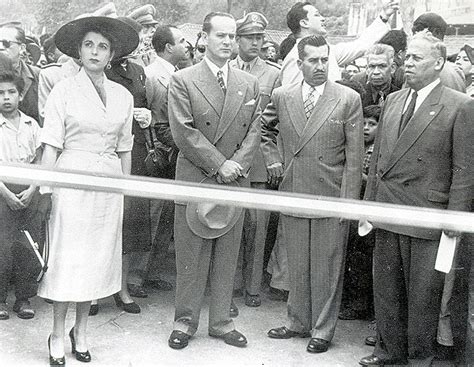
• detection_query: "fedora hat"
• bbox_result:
[54,16,139,60]
[186,178,243,239]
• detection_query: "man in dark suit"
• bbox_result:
[361,43,399,107]
[0,23,40,124]
[167,12,261,349]
[229,12,281,310]
[263,35,364,354]
[359,31,474,366]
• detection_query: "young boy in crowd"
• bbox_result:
[340,105,381,322]
[0,71,43,320]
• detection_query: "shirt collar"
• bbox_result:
[302,81,326,97]
[204,56,229,79]
[0,111,32,128]
[156,55,176,75]
[236,55,258,70]
[413,78,440,101]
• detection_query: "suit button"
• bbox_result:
[206,122,211,126]
[319,178,324,182]
[318,156,323,161]
[417,157,422,161]
[243,123,247,127]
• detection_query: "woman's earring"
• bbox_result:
[106,61,111,70]
[78,58,82,65]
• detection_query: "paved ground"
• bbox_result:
[0,253,457,367]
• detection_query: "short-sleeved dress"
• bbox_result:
[37,68,134,302]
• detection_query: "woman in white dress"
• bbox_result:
[38,17,138,365]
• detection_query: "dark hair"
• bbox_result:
[79,27,116,54]
[363,105,381,121]
[0,71,25,94]
[379,30,407,54]
[412,13,447,41]
[336,79,366,99]
[287,2,312,35]
[0,25,26,44]
[43,36,57,54]
[278,34,296,61]
[297,35,328,60]
[202,12,234,34]
[152,25,177,54]
[0,53,13,72]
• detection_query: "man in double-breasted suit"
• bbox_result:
[167,12,261,349]
[262,35,364,354]
[359,32,474,366]
[229,12,281,309]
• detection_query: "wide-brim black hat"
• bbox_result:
[54,16,139,60]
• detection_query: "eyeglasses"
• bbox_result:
[0,40,21,49]
[196,45,206,53]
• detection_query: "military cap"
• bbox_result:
[127,4,158,26]
[461,44,474,65]
[236,12,268,36]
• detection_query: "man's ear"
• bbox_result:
[202,31,209,46]
[299,18,309,30]
[434,56,445,71]
[297,58,303,70]
[390,61,397,75]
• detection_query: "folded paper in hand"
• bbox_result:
[435,233,458,273]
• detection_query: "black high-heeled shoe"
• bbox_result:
[69,328,91,363]
[113,293,140,314]
[48,335,65,366]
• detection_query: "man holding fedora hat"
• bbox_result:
[167,11,261,349]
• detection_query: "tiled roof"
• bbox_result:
[178,23,474,55]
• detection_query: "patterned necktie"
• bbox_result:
[304,87,316,119]
[217,70,226,94]
[398,91,418,136]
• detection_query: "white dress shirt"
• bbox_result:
[204,56,229,87]
[403,78,441,114]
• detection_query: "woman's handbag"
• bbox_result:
[144,126,175,176]
[20,222,49,282]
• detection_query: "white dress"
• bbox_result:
[37,68,133,302]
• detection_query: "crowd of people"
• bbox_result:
[0,0,473,365]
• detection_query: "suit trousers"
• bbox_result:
[282,215,349,341]
[267,218,290,291]
[0,191,41,302]
[173,204,244,336]
[128,199,174,285]
[234,182,271,295]
[373,229,445,363]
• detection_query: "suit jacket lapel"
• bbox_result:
[252,57,266,79]
[385,89,410,154]
[295,81,339,155]
[384,84,444,174]
[213,68,246,144]
[76,68,106,112]
[284,83,306,136]
[193,62,225,116]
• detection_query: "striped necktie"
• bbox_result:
[217,70,226,94]
[304,87,316,119]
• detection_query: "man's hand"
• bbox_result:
[16,186,37,208]
[37,193,52,222]
[381,0,399,18]
[267,162,284,187]
[4,190,25,211]
[133,107,152,129]
[217,160,242,183]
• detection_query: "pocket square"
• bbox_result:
[244,99,256,106]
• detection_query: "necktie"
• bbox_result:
[217,70,226,94]
[242,62,251,72]
[303,87,316,119]
[398,91,418,136]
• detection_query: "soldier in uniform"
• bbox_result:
[127,4,159,67]
[229,12,281,312]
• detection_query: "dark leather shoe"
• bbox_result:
[307,338,330,353]
[229,299,239,318]
[127,284,148,298]
[365,335,376,347]
[48,335,65,366]
[13,300,35,319]
[209,330,247,348]
[244,292,261,307]
[144,278,173,291]
[268,287,289,301]
[69,328,91,362]
[359,354,386,366]
[88,304,99,316]
[267,326,311,339]
[168,330,191,350]
[113,293,141,314]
